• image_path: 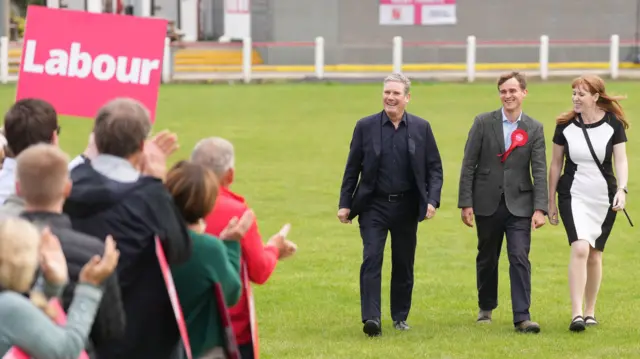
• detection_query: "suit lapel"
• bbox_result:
[517,114,530,133]
[406,113,416,157]
[406,113,420,190]
[373,111,382,156]
[513,115,530,159]
[492,110,505,152]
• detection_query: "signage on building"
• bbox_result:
[379,0,457,26]
[223,0,251,40]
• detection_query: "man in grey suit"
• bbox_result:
[458,72,548,333]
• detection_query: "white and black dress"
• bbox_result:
[552,112,627,251]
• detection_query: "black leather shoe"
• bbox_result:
[363,319,381,337]
[569,316,586,332]
[393,320,410,330]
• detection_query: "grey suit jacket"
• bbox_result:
[457,109,548,218]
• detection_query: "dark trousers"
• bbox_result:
[239,343,254,359]
[475,196,532,324]
[169,340,184,359]
[358,195,419,323]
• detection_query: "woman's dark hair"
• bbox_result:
[165,160,220,224]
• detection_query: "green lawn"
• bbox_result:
[1,81,639,359]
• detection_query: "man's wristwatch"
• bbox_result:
[618,186,628,193]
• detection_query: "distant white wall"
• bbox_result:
[180,0,198,41]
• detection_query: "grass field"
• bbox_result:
[1,81,640,359]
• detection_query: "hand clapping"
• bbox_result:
[140,130,179,180]
[39,227,68,286]
[151,130,179,157]
[79,235,120,286]
[267,224,297,259]
[219,210,255,241]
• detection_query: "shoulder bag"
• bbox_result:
[577,114,633,227]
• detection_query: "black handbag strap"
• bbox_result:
[577,113,607,175]
[577,114,633,226]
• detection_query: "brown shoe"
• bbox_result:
[515,320,540,333]
[477,310,492,323]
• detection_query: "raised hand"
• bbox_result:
[281,240,297,259]
[83,132,99,160]
[150,130,179,157]
[267,224,296,259]
[39,227,68,286]
[79,235,120,286]
[219,210,255,241]
[140,140,168,180]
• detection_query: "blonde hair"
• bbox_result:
[16,144,70,207]
[0,218,59,319]
[556,75,628,129]
[0,217,41,293]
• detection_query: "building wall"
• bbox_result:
[197,0,225,40]
[251,0,271,43]
[64,0,86,12]
[0,1,8,38]
[254,0,640,65]
[150,0,178,23]
[252,0,340,65]
[211,0,225,40]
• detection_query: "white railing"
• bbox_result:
[0,34,633,84]
[0,37,8,85]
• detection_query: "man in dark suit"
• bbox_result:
[458,72,548,333]
[338,73,443,337]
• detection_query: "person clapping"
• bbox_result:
[0,219,119,359]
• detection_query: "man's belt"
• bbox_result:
[375,191,413,202]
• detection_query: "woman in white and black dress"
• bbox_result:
[548,74,629,332]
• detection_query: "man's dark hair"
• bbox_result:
[3,98,59,156]
[93,98,151,158]
[497,71,527,90]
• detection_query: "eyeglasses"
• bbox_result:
[56,126,61,135]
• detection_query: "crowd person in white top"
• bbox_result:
[0,98,90,207]
[0,99,62,203]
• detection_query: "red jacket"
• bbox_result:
[204,186,279,345]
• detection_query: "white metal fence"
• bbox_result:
[0,34,635,84]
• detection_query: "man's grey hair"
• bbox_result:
[190,137,235,178]
[383,72,411,95]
